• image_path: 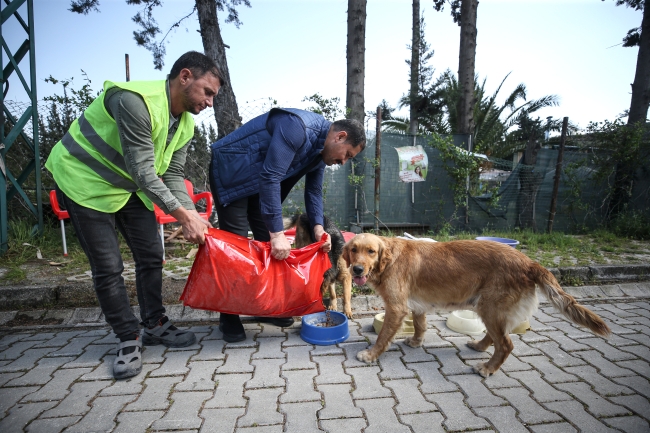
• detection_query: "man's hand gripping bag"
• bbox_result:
[180,228,329,317]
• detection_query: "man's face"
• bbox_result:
[180,69,221,115]
[321,129,363,166]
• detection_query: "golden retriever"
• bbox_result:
[342,233,611,377]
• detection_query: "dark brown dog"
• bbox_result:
[284,214,353,318]
[342,233,611,377]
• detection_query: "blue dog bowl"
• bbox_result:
[475,236,520,248]
[300,311,349,345]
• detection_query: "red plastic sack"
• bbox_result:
[180,228,329,317]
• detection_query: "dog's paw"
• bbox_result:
[344,309,353,319]
[467,339,488,352]
[404,336,423,348]
[356,350,377,364]
[329,299,338,311]
[473,362,494,378]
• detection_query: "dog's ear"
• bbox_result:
[377,238,393,273]
[342,242,351,268]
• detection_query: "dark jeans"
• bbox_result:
[60,191,165,339]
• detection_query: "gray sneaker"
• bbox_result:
[113,339,142,379]
[142,319,196,347]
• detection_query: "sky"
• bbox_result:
[2,0,643,132]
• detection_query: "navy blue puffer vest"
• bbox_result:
[209,108,331,205]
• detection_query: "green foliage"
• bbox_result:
[609,210,650,240]
[302,93,345,121]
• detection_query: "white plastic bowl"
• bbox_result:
[446,310,486,335]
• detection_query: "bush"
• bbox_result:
[609,210,650,240]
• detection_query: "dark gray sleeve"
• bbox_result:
[104,88,190,213]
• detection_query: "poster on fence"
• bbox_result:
[395,145,428,182]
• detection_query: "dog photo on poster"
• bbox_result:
[395,145,428,183]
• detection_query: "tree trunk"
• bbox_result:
[196,0,242,139]
[516,137,543,231]
[346,0,366,125]
[609,0,650,220]
[408,0,420,136]
[456,0,478,137]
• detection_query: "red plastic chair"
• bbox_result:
[154,179,213,261]
[49,190,70,256]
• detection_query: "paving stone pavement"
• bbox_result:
[0,296,649,432]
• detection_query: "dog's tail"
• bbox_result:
[531,262,611,337]
[283,214,300,231]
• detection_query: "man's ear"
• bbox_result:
[377,239,393,273]
[337,130,348,143]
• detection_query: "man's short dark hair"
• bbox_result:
[332,119,366,150]
[169,51,226,86]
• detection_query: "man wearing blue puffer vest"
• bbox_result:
[209,108,366,342]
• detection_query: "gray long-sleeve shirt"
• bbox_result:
[103,79,194,214]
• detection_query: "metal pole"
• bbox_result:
[547,117,568,234]
[374,107,382,233]
[125,54,130,82]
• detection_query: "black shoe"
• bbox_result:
[219,313,246,343]
[256,316,295,327]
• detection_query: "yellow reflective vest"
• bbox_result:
[45,80,194,212]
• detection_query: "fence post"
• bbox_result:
[547,116,568,234]
[374,107,382,233]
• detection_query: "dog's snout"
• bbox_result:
[352,265,364,276]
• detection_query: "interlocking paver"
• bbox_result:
[447,374,505,407]
[311,345,343,356]
[378,350,416,379]
[100,364,158,396]
[283,329,310,347]
[427,347,473,375]
[620,343,650,359]
[603,415,650,432]
[0,347,58,372]
[23,367,92,402]
[239,388,283,427]
[445,336,492,360]
[63,394,135,433]
[474,406,529,433]
[0,401,56,433]
[192,338,226,361]
[314,355,351,384]
[0,386,40,416]
[318,383,362,419]
[340,342,371,368]
[113,411,165,433]
[40,380,111,418]
[6,356,74,386]
[204,373,251,408]
[49,336,98,357]
[142,344,167,363]
[508,369,572,402]
[609,394,650,420]
[501,353,534,372]
[400,412,445,433]
[282,345,316,370]
[347,366,392,399]
[320,418,367,433]
[62,344,113,368]
[521,355,579,383]
[510,334,543,356]
[580,337,638,361]
[0,341,38,360]
[280,368,320,403]
[176,360,220,391]
[520,330,551,344]
[78,357,115,381]
[151,391,212,430]
[199,408,244,432]
[355,397,410,433]
[34,332,84,348]
[493,386,562,423]
[149,349,196,377]
[0,372,23,387]
[616,359,650,379]
[406,361,457,393]
[257,323,287,338]
[124,376,182,411]
[281,401,322,433]
[482,370,521,388]
[574,350,636,377]
[26,415,80,433]
[396,340,435,363]
[248,358,285,388]
[564,364,635,396]
[555,381,630,417]
[530,341,586,367]
[529,422,577,433]
[384,378,437,414]
[426,392,491,431]
[544,400,618,432]
[217,348,255,373]
[624,332,650,346]
[613,375,650,398]
[252,337,286,359]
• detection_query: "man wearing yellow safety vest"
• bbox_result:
[45,51,223,379]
